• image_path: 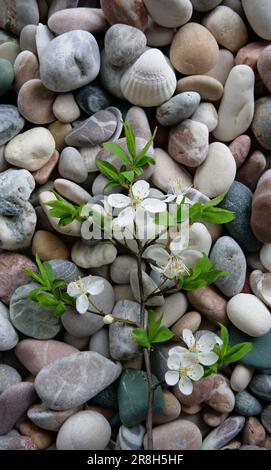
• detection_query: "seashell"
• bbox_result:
[249,270,271,307]
[120,49,176,107]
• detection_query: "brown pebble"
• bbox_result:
[187,286,228,324]
[19,420,54,450]
[100,0,148,31]
[182,404,203,415]
[48,121,72,151]
[32,230,70,261]
[242,417,266,446]
[0,252,37,304]
[202,406,228,427]
[153,391,181,424]
[18,79,56,124]
[173,375,214,406]
[229,135,251,168]
[205,374,235,413]
[13,50,39,93]
[144,419,202,450]
[171,311,202,337]
[237,151,266,189]
[32,150,59,185]
[236,41,270,70]
[177,75,223,101]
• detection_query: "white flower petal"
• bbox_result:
[180,249,203,269]
[178,375,193,395]
[114,206,135,227]
[143,246,169,266]
[67,282,81,297]
[170,234,189,253]
[181,352,200,366]
[165,370,179,386]
[107,193,131,209]
[198,351,219,366]
[197,333,218,353]
[132,180,150,200]
[76,294,89,314]
[163,194,176,203]
[141,198,167,214]
[187,363,204,381]
[167,353,182,370]
[168,346,188,356]
[87,280,104,296]
[183,329,195,349]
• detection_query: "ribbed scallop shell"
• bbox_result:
[120,49,176,107]
[250,270,271,307]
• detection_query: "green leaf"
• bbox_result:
[132,328,150,348]
[151,326,175,344]
[135,127,157,164]
[123,122,137,159]
[134,167,143,176]
[120,170,135,183]
[35,254,50,287]
[96,160,121,183]
[137,156,156,166]
[28,287,46,301]
[180,255,231,291]
[54,302,66,317]
[59,291,75,305]
[224,342,253,364]
[35,293,59,307]
[200,207,236,224]
[102,141,132,164]
[187,202,203,224]
[155,211,176,227]
[148,310,163,341]
[43,262,55,284]
[52,279,66,290]
[203,192,228,208]
[24,267,43,284]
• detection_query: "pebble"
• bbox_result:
[153,293,188,327]
[56,410,111,450]
[145,19,174,47]
[0,382,36,435]
[205,48,234,85]
[144,0,192,28]
[35,351,122,410]
[0,364,21,393]
[242,0,271,40]
[0,105,24,146]
[151,148,192,193]
[75,82,110,116]
[32,150,59,186]
[243,417,266,446]
[194,142,236,198]
[5,127,55,172]
[109,300,141,361]
[171,311,202,336]
[18,79,56,125]
[188,222,212,255]
[203,6,248,53]
[177,75,224,101]
[114,284,135,302]
[48,121,72,152]
[105,24,146,67]
[54,178,91,205]
[249,374,271,400]
[0,252,37,305]
[252,98,271,150]
[65,107,122,146]
[258,46,271,94]
[0,435,37,450]
[110,255,144,284]
[59,147,88,183]
[206,374,235,413]
[19,24,37,54]
[236,40,269,70]
[191,0,223,11]
[229,135,251,168]
[230,364,254,392]
[237,151,266,190]
[48,8,108,35]
[173,375,215,405]
[19,420,54,450]
[261,405,271,434]
[0,59,14,97]
[0,302,18,351]
[117,424,145,450]
[100,0,148,31]
[235,391,263,416]
[153,391,181,425]
[0,41,20,64]
[251,170,271,243]
[117,369,164,427]
[27,403,80,432]
[146,419,202,450]
[100,50,128,100]
[209,236,246,297]
[10,283,62,340]
[168,119,209,167]
[47,259,82,284]
[89,328,110,359]
[213,65,255,142]
[156,92,200,127]
[170,23,219,75]
[39,30,100,92]
[0,0,39,35]
[13,51,39,93]
[15,339,77,376]
[39,190,82,237]
[230,327,271,369]
[202,408,228,428]
[191,102,218,132]
[201,416,245,450]
[71,241,117,268]
[53,93,81,123]
[130,270,164,307]
[187,286,228,324]
[227,293,271,337]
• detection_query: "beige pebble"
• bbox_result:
[32,230,70,261]
[177,75,223,101]
[182,404,203,415]
[151,148,192,193]
[205,48,234,85]
[54,178,91,205]
[172,311,202,337]
[230,364,255,392]
[32,150,59,185]
[191,102,218,132]
[53,93,81,123]
[48,121,72,152]
[202,407,228,427]
[206,374,235,413]
[18,79,56,125]
[39,190,82,237]
[19,420,54,450]
[13,50,39,93]
[187,286,228,324]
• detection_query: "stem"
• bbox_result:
[137,247,154,450]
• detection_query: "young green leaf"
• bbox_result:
[224,342,253,364]
[203,192,228,208]
[148,311,163,341]
[43,262,55,284]
[24,267,43,285]
[132,328,151,348]
[102,141,132,165]
[151,326,175,344]
[120,170,135,183]
[123,121,137,159]
[135,127,157,164]
[54,302,66,317]
[96,160,121,183]
[180,254,230,291]
[200,207,236,224]
[34,293,60,307]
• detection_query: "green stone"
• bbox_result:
[0,59,14,96]
[91,381,119,409]
[117,368,164,427]
[229,326,271,369]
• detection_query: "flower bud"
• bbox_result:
[103,314,115,324]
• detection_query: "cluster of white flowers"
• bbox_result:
[67,276,104,314]
[165,329,222,395]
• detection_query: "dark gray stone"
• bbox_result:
[0,382,36,435]
[75,82,111,115]
[0,105,24,146]
[156,92,201,126]
[109,300,141,361]
[261,404,271,433]
[235,391,263,416]
[249,375,271,400]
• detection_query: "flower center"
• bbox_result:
[131,195,142,207]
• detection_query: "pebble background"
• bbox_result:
[1,0,271,451]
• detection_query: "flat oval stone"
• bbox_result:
[156,92,201,127]
[220,181,261,252]
[249,375,271,400]
[9,283,62,340]
[59,147,88,183]
[32,230,69,261]
[187,286,228,324]
[71,241,117,268]
[109,300,141,361]
[229,327,271,369]
[47,259,82,284]
[0,382,36,435]
[205,374,235,413]
[13,50,39,93]
[39,30,100,92]
[252,97,271,150]
[209,236,246,297]
[35,351,122,410]
[191,102,218,132]
[18,79,56,125]
[56,410,111,450]
[230,364,255,392]
[242,0,271,40]
[74,82,110,116]
[0,252,37,305]
[117,369,164,427]
[235,391,263,416]
[48,8,108,35]
[100,0,148,31]
[27,403,80,432]
[53,93,81,123]
[146,419,202,450]
[0,105,24,146]
[227,293,271,337]
[54,179,91,205]
[201,416,245,450]
[153,292,188,328]
[177,75,223,101]
[237,151,266,189]
[168,119,209,167]
[104,24,147,67]
[15,339,78,375]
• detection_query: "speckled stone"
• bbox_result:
[74,82,110,116]
[105,24,146,67]
[173,375,215,406]
[146,419,202,450]
[252,98,271,150]
[0,382,36,435]
[27,403,80,432]
[0,252,37,305]
[0,0,39,35]
[13,50,39,93]
[205,374,235,413]
[48,7,108,35]
[201,416,245,450]
[0,105,24,146]
[109,300,141,361]
[0,365,21,393]
[235,391,263,416]
[249,375,271,401]
[100,0,148,31]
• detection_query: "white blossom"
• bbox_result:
[169,329,222,366]
[165,351,204,395]
[67,276,104,314]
